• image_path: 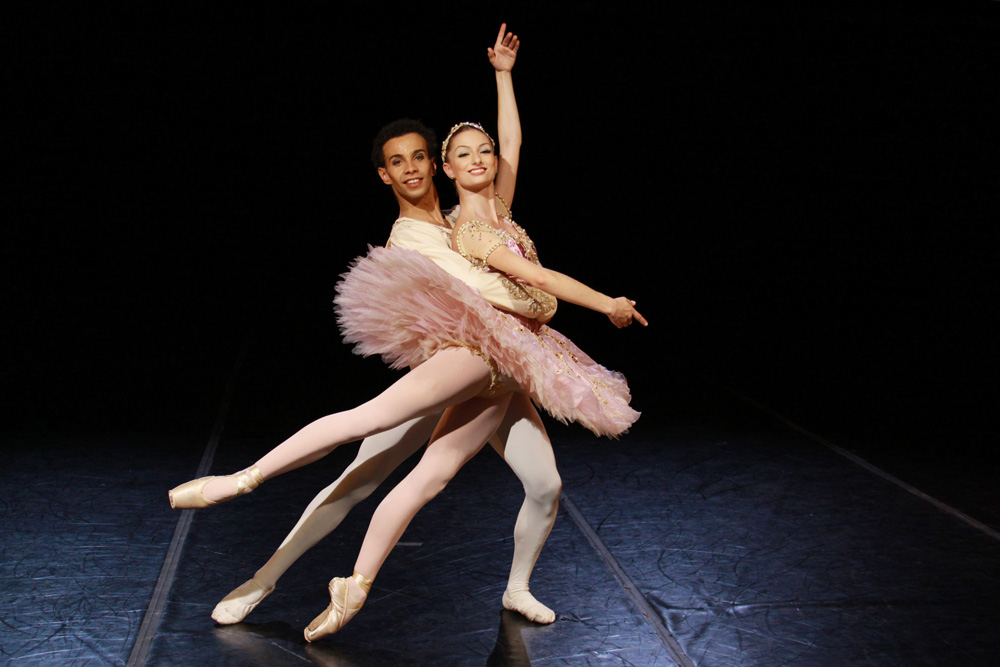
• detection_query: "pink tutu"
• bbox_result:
[334,246,639,438]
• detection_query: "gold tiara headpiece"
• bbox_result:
[440,122,495,162]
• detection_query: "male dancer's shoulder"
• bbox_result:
[387,217,452,251]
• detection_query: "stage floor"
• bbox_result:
[3,315,999,666]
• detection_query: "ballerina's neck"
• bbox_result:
[457,189,501,226]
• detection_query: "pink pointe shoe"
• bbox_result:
[168,465,264,509]
[304,571,373,642]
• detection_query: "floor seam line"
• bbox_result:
[560,492,696,667]
[727,387,1000,543]
[126,329,253,667]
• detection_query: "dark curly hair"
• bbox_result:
[371,119,439,169]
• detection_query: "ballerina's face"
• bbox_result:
[443,128,496,189]
[378,132,436,202]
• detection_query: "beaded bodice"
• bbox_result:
[454,218,537,267]
[453,214,556,318]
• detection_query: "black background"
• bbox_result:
[5,4,998,525]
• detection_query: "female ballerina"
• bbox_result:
[302,117,647,642]
[168,24,645,637]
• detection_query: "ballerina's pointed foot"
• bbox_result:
[503,586,556,624]
[211,578,275,625]
[304,571,373,642]
[168,465,264,509]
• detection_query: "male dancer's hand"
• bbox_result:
[489,23,520,72]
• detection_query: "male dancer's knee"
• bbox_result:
[524,472,561,508]
[338,478,380,506]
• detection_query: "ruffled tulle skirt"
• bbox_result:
[334,246,639,438]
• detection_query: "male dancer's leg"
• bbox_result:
[488,393,560,623]
[211,415,438,624]
[189,347,492,503]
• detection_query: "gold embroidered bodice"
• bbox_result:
[453,214,558,318]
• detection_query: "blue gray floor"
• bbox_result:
[3,314,999,666]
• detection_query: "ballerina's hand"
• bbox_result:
[607,297,648,329]
[488,23,519,72]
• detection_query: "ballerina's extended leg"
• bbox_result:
[169,347,491,509]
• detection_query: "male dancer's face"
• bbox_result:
[377,132,437,203]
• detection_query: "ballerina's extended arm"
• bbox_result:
[493,247,647,328]
[455,224,648,329]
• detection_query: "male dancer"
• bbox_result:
[210,120,561,627]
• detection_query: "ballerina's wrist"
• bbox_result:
[600,295,617,316]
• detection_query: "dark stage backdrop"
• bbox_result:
[5,4,998,523]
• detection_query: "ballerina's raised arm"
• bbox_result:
[491,22,521,209]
